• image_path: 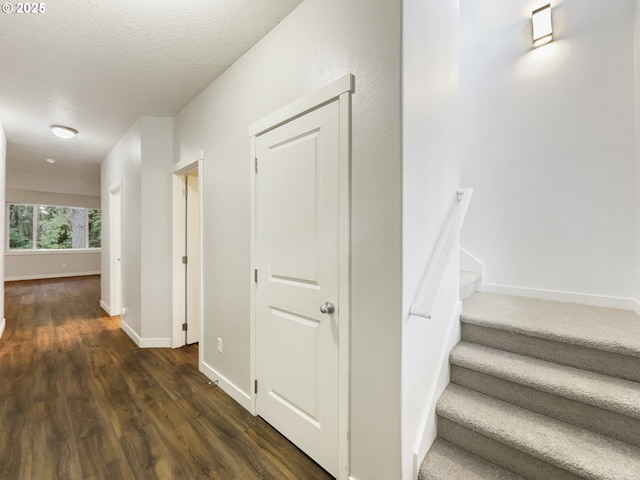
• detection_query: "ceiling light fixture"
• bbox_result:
[45,158,56,164]
[49,124,78,139]
[532,4,553,48]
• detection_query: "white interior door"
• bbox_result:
[110,185,122,316]
[186,172,201,345]
[255,100,340,476]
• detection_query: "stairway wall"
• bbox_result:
[634,3,640,308]
[402,0,460,477]
[459,0,639,307]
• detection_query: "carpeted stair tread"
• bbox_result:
[419,438,525,480]
[462,293,640,357]
[450,342,640,419]
[461,322,640,383]
[437,384,640,479]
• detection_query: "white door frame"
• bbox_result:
[171,153,204,353]
[109,181,122,317]
[249,73,354,480]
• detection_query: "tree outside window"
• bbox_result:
[8,204,101,250]
[88,209,101,248]
[9,204,33,249]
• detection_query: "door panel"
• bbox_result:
[255,100,340,476]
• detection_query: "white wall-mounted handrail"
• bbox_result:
[410,187,473,319]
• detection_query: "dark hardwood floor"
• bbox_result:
[0,275,333,480]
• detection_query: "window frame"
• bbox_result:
[6,203,102,253]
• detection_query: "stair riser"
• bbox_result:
[461,323,640,383]
[451,366,640,448]
[460,277,480,301]
[419,439,526,480]
[438,418,584,480]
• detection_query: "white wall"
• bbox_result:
[4,188,101,281]
[634,2,640,307]
[139,117,174,340]
[102,120,142,334]
[5,251,100,281]
[460,0,638,307]
[6,189,100,209]
[7,163,100,198]
[0,125,6,336]
[102,116,174,345]
[174,1,403,478]
[402,0,460,477]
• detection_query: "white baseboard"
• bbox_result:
[5,271,101,282]
[99,300,111,316]
[0,318,5,340]
[120,320,171,348]
[139,337,172,348]
[121,320,141,347]
[200,360,253,413]
[413,300,463,477]
[484,283,640,314]
[460,247,484,279]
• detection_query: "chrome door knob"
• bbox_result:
[320,302,335,314]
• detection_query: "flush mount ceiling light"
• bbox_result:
[45,158,56,164]
[49,124,78,139]
[532,4,553,48]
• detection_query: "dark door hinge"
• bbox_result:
[182,256,188,264]
[182,323,188,331]
[254,157,258,173]
[254,380,258,394]
[254,269,258,283]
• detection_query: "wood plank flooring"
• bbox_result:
[0,276,333,480]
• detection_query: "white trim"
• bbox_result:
[5,203,9,252]
[250,76,354,480]
[5,271,101,282]
[249,73,355,136]
[249,136,257,415]
[413,300,462,478]
[100,300,111,316]
[120,319,171,348]
[173,150,205,174]
[109,181,123,320]
[484,283,640,314]
[171,157,204,349]
[460,247,484,286]
[337,90,352,480]
[171,174,186,348]
[6,248,101,256]
[121,319,141,347]
[200,360,253,412]
[0,318,5,339]
[139,337,172,348]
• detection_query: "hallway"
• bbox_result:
[0,276,332,479]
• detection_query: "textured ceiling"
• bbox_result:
[0,0,302,190]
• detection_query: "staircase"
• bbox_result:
[419,291,640,480]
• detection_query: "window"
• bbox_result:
[7,204,101,251]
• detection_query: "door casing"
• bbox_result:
[109,181,123,317]
[249,73,354,480]
[172,155,204,353]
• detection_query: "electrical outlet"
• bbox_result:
[217,337,223,354]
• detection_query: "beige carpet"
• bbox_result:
[420,292,640,480]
